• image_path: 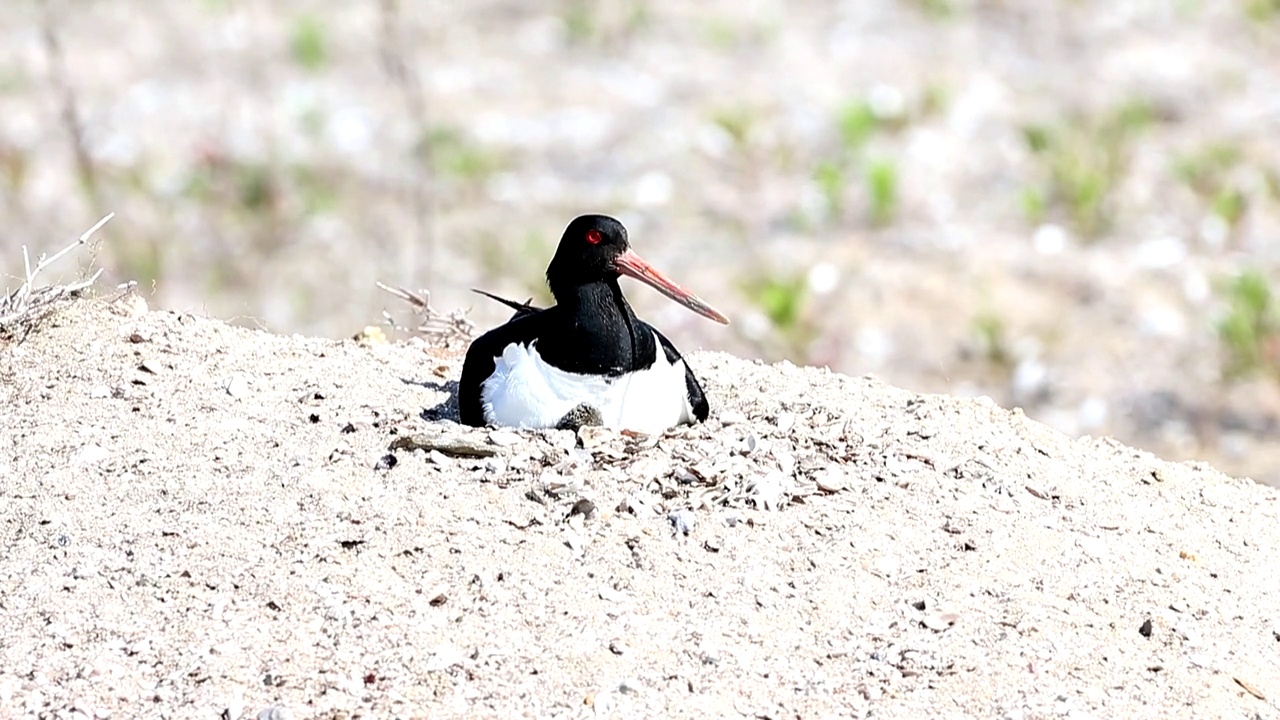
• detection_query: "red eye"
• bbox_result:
[586,229,603,245]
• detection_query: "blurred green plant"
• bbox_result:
[290,15,328,71]
[558,0,650,44]
[836,101,881,152]
[810,98,907,226]
[813,161,846,218]
[183,155,279,215]
[1020,187,1047,224]
[1174,142,1250,232]
[1244,0,1280,21]
[1174,142,1242,194]
[291,164,338,215]
[415,127,505,184]
[970,309,1013,369]
[1020,100,1155,238]
[1264,168,1280,202]
[908,0,955,19]
[1211,188,1247,227]
[0,143,29,196]
[561,0,596,43]
[740,271,815,358]
[702,20,738,49]
[1216,269,1280,382]
[920,82,950,118]
[711,106,758,153]
[754,273,806,332]
[865,158,899,226]
[236,162,276,213]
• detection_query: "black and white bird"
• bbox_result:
[458,214,728,433]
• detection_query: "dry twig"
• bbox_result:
[1,213,115,341]
[376,281,476,346]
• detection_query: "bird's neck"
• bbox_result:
[558,279,635,332]
[548,279,650,375]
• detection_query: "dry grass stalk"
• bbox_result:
[376,281,476,346]
[1,213,115,341]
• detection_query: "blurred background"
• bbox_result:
[2,0,1278,483]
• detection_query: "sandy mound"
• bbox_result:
[1,299,1276,719]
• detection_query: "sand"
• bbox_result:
[1,298,1276,719]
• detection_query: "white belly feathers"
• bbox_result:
[480,332,693,434]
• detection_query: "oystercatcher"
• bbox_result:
[459,214,729,433]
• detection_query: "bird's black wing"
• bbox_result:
[472,288,542,320]
[458,309,553,426]
[648,323,710,423]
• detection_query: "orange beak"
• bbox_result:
[613,249,730,325]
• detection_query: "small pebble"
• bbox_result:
[922,612,959,631]
[815,467,847,493]
[668,509,696,536]
[488,429,521,447]
[577,425,614,448]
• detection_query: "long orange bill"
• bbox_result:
[613,249,730,325]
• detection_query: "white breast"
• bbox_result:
[480,333,694,434]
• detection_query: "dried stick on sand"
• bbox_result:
[375,282,476,345]
[1,212,115,339]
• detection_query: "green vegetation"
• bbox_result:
[0,143,28,195]
[836,101,882,151]
[1216,269,1280,382]
[865,158,899,227]
[740,271,815,359]
[290,15,328,71]
[416,127,505,184]
[1244,0,1280,22]
[561,0,596,43]
[809,97,908,227]
[1175,142,1250,233]
[1020,100,1156,238]
[813,161,846,218]
[182,157,277,215]
[753,273,807,334]
[559,0,652,44]
[908,0,955,19]
[711,106,759,154]
[970,309,1012,369]
[291,164,338,215]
